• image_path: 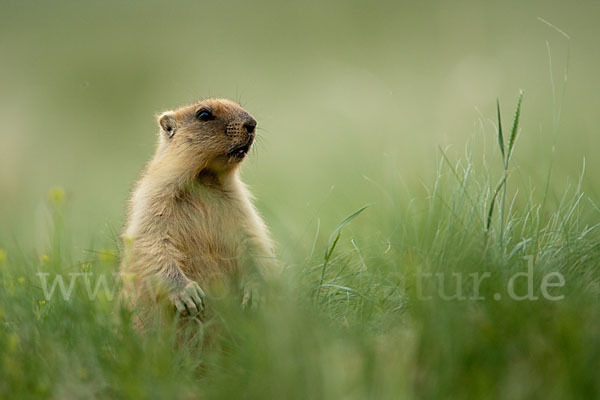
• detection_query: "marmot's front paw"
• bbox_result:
[170,281,206,316]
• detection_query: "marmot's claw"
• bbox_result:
[171,281,206,316]
[174,299,187,315]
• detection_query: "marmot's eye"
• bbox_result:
[196,108,214,121]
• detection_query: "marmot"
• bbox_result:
[119,98,278,328]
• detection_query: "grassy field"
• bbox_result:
[1,0,599,398]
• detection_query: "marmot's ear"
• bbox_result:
[158,112,177,138]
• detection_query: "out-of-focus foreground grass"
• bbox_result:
[1,0,599,398]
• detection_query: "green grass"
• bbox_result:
[1,92,599,399]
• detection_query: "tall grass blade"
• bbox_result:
[326,204,371,252]
[494,92,524,249]
[486,175,507,231]
[317,204,370,301]
[496,99,505,164]
[507,90,524,162]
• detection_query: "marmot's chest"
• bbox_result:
[173,193,246,281]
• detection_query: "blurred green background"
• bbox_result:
[1,0,598,253]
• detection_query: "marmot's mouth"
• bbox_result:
[227,140,253,160]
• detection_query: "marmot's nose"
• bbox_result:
[243,118,257,135]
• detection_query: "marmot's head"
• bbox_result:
[157,98,257,173]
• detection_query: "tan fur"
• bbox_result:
[119,98,278,329]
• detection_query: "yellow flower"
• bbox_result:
[40,254,50,263]
[47,186,66,204]
[0,249,6,265]
[38,300,46,307]
[17,277,25,285]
